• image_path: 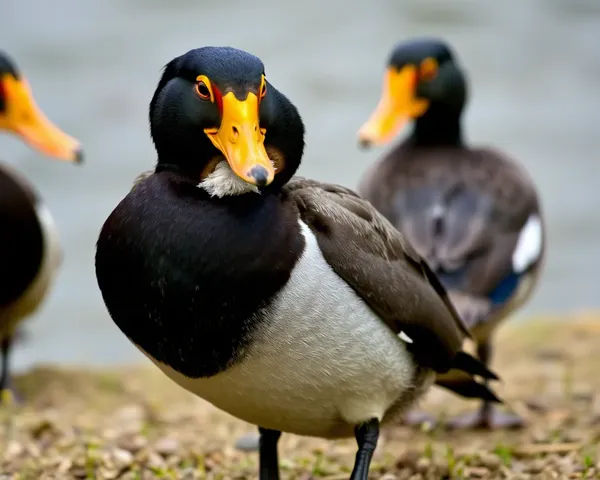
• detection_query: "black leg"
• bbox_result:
[0,334,22,405]
[0,335,12,391]
[258,427,281,480]
[477,341,493,418]
[349,418,380,480]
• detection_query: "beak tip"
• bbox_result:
[74,147,84,165]
[249,165,269,188]
[358,137,373,150]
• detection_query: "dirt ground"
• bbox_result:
[1,313,600,479]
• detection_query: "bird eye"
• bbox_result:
[419,57,438,82]
[196,81,211,100]
[259,76,267,99]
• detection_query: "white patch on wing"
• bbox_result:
[1,201,62,332]
[512,214,543,273]
[35,202,63,273]
[145,221,434,439]
[198,161,260,197]
[398,331,413,343]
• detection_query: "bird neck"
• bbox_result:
[409,104,464,147]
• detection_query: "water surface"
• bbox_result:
[3,0,600,370]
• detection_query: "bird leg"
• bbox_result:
[446,341,524,430]
[349,418,380,480]
[0,335,20,405]
[258,427,281,480]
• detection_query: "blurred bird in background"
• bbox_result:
[0,50,83,403]
[357,38,545,430]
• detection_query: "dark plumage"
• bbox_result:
[357,38,545,429]
[95,46,502,480]
[0,50,83,401]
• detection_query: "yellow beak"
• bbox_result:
[0,74,83,163]
[358,65,429,147]
[205,91,274,187]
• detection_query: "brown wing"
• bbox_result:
[359,145,544,329]
[132,170,154,190]
[282,176,473,374]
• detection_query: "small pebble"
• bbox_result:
[379,474,397,480]
[69,466,88,478]
[511,474,531,480]
[415,457,430,473]
[465,466,490,478]
[526,398,550,412]
[118,433,148,453]
[100,467,120,480]
[478,452,501,469]
[25,442,41,458]
[145,451,166,469]
[114,404,146,423]
[112,448,134,469]
[532,471,558,480]
[179,467,200,479]
[396,450,420,470]
[397,468,413,480]
[56,456,73,474]
[4,441,24,460]
[562,430,582,443]
[154,436,180,456]
[531,429,551,443]
[141,472,160,480]
[525,459,547,474]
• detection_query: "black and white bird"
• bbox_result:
[95,46,501,479]
[0,50,83,401]
[357,38,545,429]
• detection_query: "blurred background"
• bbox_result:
[2,0,600,372]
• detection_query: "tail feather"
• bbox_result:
[453,351,499,380]
[436,378,502,404]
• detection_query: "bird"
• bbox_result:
[95,46,502,480]
[0,50,84,402]
[356,37,545,430]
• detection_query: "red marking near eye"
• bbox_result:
[212,84,223,114]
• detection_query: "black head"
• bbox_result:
[358,38,467,147]
[0,50,83,164]
[149,46,305,195]
[0,51,20,80]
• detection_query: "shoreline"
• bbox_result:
[2,314,600,479]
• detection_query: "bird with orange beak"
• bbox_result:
[95,46,503,479]
[0,50,83,402]
[356,38,545,430]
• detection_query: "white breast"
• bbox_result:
[149,221,434,438]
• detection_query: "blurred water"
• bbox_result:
[2,0,600,371]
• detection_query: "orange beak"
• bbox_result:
[204,91,274,187]
[0,74,83,163]
[358,65,429,147]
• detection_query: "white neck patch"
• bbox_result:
[198,161,260,198]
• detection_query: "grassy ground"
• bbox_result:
[2,313,600,479]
